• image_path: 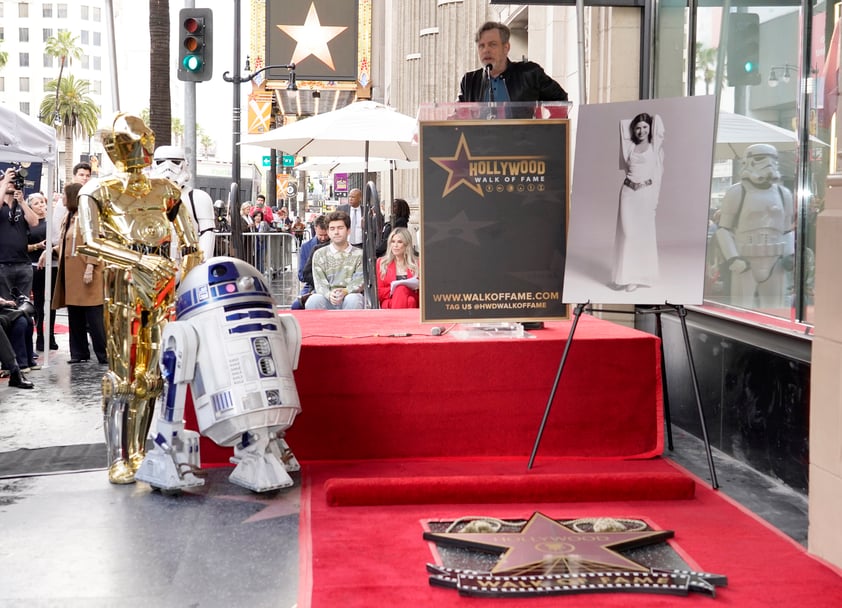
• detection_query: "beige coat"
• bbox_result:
[52,213,104,309]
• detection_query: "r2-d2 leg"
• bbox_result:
[136,323,205,491]
[229,428,297,492]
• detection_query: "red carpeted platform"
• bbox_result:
[298,458,842,607]
[190,309,664,464]
[289,309,663,461]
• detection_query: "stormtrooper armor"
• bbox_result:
[716,144,795,308]
[135,256,303,492]
[150,145,216,262]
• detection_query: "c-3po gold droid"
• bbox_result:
[76,113,203,484]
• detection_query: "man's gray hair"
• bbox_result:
[475,21,510,44]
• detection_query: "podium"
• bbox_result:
[417,102,572,324]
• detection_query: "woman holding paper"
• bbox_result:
[376,228,419,309]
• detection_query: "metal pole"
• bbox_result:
[185,0,197,187]
[528,302,587,469]
[576,0,586,105]
[104,0,120,110]
[231,0,242,195]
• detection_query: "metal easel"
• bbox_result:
[527,302,719,489]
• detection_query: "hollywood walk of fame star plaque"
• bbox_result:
[423,512,727,598]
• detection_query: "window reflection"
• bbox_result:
[659,4,832,330]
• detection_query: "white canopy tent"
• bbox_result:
[0,104,59,367]
[0,105,57,164]
[716,111,828,159]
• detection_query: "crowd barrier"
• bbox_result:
[213,231,299,307]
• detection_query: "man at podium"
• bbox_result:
[458,21,568,103]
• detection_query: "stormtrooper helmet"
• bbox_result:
[741,143,781,186]
[151,145,191,189]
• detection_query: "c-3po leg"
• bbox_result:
[102,268,169,484]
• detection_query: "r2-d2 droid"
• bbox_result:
[136,256,302,492]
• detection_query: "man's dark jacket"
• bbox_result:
[458,60,568,103]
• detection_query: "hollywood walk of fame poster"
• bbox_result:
[419,113,570,322]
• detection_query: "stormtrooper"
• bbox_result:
[716,143,795,308]
[135,256,302,492]
[149,146,216,262]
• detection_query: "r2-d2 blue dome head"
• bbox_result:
[174,256,276,321]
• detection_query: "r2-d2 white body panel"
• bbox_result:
[137,256,302,493]
[175,257,301,445]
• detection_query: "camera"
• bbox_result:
[11,288,36,318]
[10,162,28,191]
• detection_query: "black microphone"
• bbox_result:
[485,63,493,77]
[484,64,495,103]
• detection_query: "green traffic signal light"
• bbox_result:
[183,54,203,72]
[726,12,760,86]
[178,9,213,82]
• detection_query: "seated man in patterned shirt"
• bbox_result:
[305,210,365,310]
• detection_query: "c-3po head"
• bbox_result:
[98,112,156,173]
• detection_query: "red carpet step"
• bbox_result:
[324,471,695,506]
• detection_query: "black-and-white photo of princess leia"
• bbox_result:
[562,96,715,306]
[611,112,665,293]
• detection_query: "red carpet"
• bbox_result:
[324,471,695,506]
[298,458,842,607]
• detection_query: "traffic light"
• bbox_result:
[178,8,213,82]
[727,12,761,86]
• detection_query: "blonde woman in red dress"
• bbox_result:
[376,227,419,309]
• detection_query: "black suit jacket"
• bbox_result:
[458,60,568,103]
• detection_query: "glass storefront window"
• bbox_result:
[655,1,831,332]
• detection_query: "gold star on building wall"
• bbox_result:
[277,2,348,71]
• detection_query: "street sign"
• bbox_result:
[262,155,271,167]
[284,183,298,199]
[282,154,295,167]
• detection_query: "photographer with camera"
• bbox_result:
[1,167,40,302]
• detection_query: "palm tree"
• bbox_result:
[0,39,8,71]
[44,31,83,116]
[200,132,214,158]
[40,75,101,183]
[149,0,172,147]
[696,43,719,95]
[172,117,184,147]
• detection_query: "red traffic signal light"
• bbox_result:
[178,9,213,82]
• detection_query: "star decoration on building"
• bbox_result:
[423,210,497,246]
[424,512,673,576]
[276,2,348,71]
[431,133,485,197]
